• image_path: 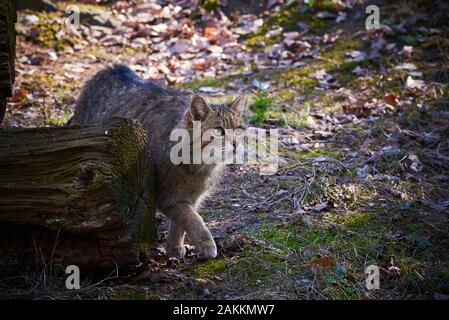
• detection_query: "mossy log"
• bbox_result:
[0,117,155,271]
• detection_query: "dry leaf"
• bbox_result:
[12,88,28,103]
[311,256,334,273]
[384,93,398,106]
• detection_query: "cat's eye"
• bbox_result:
[213,127,225,136]
[235,127,244,135]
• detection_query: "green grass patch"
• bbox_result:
[250,91,274,124]
[185,259,227,278]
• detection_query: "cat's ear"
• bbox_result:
[187,94,212,122]
[230,95,245,113]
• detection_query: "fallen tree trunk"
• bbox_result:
[0,117,155,271]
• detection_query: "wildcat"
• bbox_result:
[71,65,245,259]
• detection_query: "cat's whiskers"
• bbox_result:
[192,146,236,176]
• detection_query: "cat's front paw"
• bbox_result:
[195,239,217,259]
[166,245,186,259]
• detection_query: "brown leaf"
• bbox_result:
[383,93,398,106]
[12,88,28,103]
[192,59,211,71]
[204,27,218,43]
[311,256,334,273]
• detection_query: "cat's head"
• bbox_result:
[183,94,245,129]
[181,94,246,162]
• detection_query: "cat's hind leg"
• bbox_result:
[166,221,186,259]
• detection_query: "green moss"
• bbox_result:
[293,147,342,159]
[236,250,287,288]
[225,235,296,296]
[75,3,109,12]
[320,36,364,65]
[198,0,219,12]
[228,205,447,298]
[281,67,318,89]
[266,109,310,128]
[307,16,331,31]
[328,211,371,229]
[252,224,300,250]
[261,5,302,31]
[245,34,281,49]
[335,61,360,84]
[276,88,296,101]
[29,12,77,50]
[298,226,338,247]
[244,2,332,49]
[108,120,148,219]
[46,114,71,126]
[185,259,227,277]
[198,209,215,218]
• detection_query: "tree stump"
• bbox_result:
[0,117,156,271]
[0,0,17,123]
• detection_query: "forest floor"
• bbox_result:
[1,0,449,300]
